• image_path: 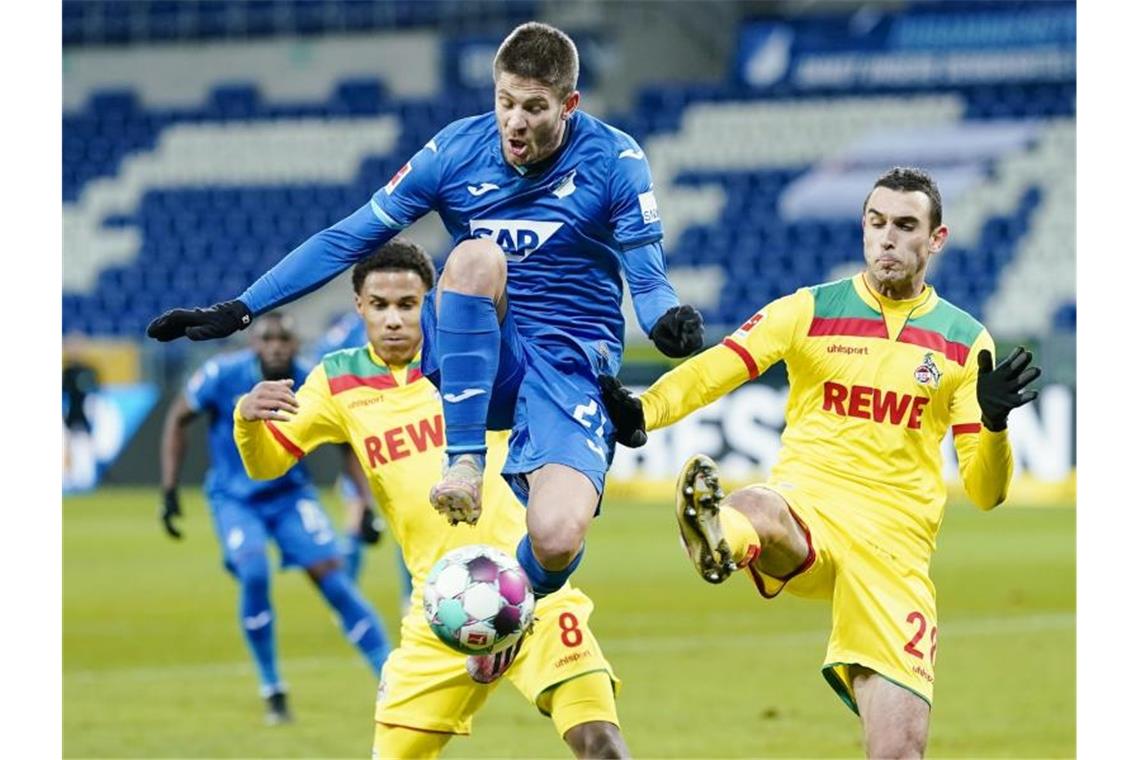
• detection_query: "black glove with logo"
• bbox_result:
[976,346,1041,432]
[649,305,705,358]
[359,506,384,546]
[147,299,253,342]
[599,375,648,448]
[160,488,183,539]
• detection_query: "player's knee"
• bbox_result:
[728,487,794,546]
[564,722,627,760]
[439,238,507,297]
[530,530,583,570]
[866,725,927,759]
[233,552,270,588]
[305,556,342,582]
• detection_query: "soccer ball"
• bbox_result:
[423,545,535,656]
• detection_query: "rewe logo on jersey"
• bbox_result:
[470,219,563,262]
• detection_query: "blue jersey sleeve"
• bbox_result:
[239,202,399,315]
[621,241,680,335]
[184,360,221,413]
[369,138,443,229]
[608,139,664,251]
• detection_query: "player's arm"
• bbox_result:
[233,365,347,479]
[602,290,808,444]
[952,335,1042,510]
[157,394,198,539]
[609,140,703,358]
[147,140,443,342]
[341,445,384,545]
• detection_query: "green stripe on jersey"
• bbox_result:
[906,299,984,348]
[809,279,880,320]
[321,347,390,380]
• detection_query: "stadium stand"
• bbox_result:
[63,2,1075,342]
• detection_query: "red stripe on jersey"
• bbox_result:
[406,367,424,384]
[807,316,888,339]
[952,423,982,436]
[265,420,304,460]
[328,373,398,395]
[898,326,971,366]
[722,338,759,380]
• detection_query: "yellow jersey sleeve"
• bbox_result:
[642,289,811,431]
[949,329,1014,510]
[233,364,348,480]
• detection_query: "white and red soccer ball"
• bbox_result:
[423,545,535,656]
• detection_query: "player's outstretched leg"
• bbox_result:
[308,560,391,677]
[232,551,290,723]
[675,454,761,584]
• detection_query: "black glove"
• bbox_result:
[599,375,647,448]
[359,506,384,546]
[160,488,183,539]
[146,299,253,342]
[649,305,705,358]
[977,346,1041,432]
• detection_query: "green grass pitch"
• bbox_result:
[64,487,1074,758]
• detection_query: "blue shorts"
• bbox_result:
[208,487,342,574]
[420,291,617,506]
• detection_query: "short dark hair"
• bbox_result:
[352,238,436,293]
[864,167,943,229]
[493,22,579,98]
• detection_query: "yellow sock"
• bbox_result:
[719,505,762,567]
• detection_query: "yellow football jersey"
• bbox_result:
[233,345,527,606]
[642,275,1013,555]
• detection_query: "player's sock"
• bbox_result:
[236,555,281,694]
[437,291,498,464]
[315,569,390,676]
[516,535,584,600]
[720,505,763,567]
[341,533,364,583]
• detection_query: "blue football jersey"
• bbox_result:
[184,349,313,503]
[370,111,667,373]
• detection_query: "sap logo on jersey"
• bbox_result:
[469,219,563,262]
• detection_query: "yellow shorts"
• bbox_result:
[746,480,938,714]
[374,585,621,736]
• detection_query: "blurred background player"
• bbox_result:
[145,22,706,636]
[600,167,1042,758]
[233,240,628,759]
[312,311,414,606]
[158,311,391,724]
[63,335,101,490]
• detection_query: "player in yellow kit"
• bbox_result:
[600,168,1041,758]
[232,239,628,759]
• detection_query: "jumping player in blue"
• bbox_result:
[158,312,391,723]
[148,23,703,681]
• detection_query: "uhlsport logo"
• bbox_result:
[469,219,563,262]
[913,352,943,388]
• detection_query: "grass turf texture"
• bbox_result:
[64,487,1074,758]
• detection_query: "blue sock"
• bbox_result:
[235,554,281,695]
[316,569,390,676]
[342,533,363,583]
[437,291,499,463]
[516,535,585,600]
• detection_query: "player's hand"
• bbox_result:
[650,304,705,358]
[977,346,1042,431]
[239,379,300,422]
[599,375,648,448]
[160,488,183,539]
[146,299,253,342]
[359,506,384,546]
